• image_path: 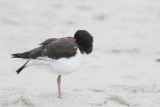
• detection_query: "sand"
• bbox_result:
[0,0,160,106]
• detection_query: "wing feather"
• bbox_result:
[29,37,78,59]
[39,38,58,45]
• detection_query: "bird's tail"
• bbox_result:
[157,59,160,62]
[16,60,30,74]
[11,51,30,59]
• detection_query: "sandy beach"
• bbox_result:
[0,0,160,106]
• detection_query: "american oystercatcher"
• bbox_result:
[12,30,93,98]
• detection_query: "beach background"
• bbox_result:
[0,0,160,106]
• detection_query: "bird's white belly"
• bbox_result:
[28,49,86,75]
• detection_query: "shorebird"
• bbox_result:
[12,30,93,98]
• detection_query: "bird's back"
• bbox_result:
[12,37,78,60]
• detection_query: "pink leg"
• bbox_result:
[57,75,62,98]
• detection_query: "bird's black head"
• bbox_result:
[74,30,93,54]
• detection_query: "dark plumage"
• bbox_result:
[74,30,93,54]
[12,37,78,60]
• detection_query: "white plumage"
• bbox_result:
[26,49,87,75]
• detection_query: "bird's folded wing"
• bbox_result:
[39,38,58,45]
[29,37,78,59]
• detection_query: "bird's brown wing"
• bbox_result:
[41,38,78,59]
[12,37,78,60]
[39,38,58,45]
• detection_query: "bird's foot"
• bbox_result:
[58,96,62,99]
